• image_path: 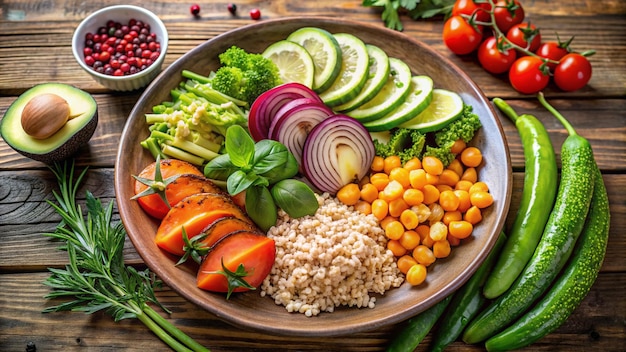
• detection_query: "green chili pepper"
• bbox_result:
[483,98,558,299]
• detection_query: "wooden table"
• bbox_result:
[1,0,624,351]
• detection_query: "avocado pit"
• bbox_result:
[21,93,71,139]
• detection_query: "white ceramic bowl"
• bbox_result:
[72,5,168,91]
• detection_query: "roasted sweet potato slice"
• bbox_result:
[137,174,227,219]
[133,159,225,219]
[155,192,254,256]
[201,216,260,248]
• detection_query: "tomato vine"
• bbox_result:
[444,0,595,93]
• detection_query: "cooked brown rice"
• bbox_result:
[260,193,404,316]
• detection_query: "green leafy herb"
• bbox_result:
[245,184,278,232]
[363,0,404,31]
[362,0,454,31]
[251,139,299,183]
[225,124,255,168]
[270,179,319,218]
[226,169,267,196]
[199,153,238,181]
[204,125,298,192]
[43,161,209,352]
[203,125,317,230]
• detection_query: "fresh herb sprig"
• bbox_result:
[363,0,455,31]
[42,161,209,352]
[203,125,319,231]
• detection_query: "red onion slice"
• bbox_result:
[247,83,320,141]
[270,101,334,171]
[268,98,327,140]
[302,114,375,194]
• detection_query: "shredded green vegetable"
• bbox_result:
[141,70,249,166]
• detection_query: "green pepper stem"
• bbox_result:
[537,92,578,136]
[493,98,520,123]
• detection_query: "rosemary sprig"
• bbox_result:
[42,160,209,352]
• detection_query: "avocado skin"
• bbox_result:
[12,111,98,163]
[0,83,98,164]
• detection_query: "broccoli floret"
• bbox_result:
[434,105,482,147]
[217,45,250,68]
[210,46,282,106]
[210,67,244,100]
[373,128,426,164]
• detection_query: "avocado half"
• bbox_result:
[1,83,98,163]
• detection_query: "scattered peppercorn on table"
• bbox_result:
[1,0,625,351]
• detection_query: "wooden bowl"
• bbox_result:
[115,17,511,337]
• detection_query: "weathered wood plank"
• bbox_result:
[0,271,623,351]
[0,1,624,351]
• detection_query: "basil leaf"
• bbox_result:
[203,153,238,181]
[270,179,319,218]
[251,140,285,173]
[226,170,267,196]
[245,185,277,232]
[258,152,298,184]
[252,140,299,183]
[225,125,255,168]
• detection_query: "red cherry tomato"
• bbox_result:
[536,41,569,70]
[508,56,550,94]
[452,0,491,22]
[443,15,483,55]
[478,36,517,74]
[493,0,525,33]
[506,23,541,53]
[553,53,592,92]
